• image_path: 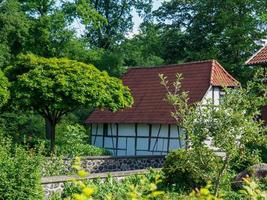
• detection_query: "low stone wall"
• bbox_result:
[61,155,165,173]
[42,169,160,199]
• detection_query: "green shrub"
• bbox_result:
[59,159,165,200]
[246,142,267,163]
[230,149,261,173]
[0,133,43,200]
[56,124,111,156]
[41,155,68,176]
[163,148,221,190]
[0,111,44,145]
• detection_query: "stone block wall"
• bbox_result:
[62,155,165,173]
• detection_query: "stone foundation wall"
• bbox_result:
[61,155,165,173]
[42,169,158,199]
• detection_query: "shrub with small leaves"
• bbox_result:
[163,147,221,190]
[239,177,267,199]
[56,124,111,157]
[0,132,43,200]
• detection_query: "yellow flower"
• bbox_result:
[200,188,209,196]
[78,170,89,178]
[82,187,94,197]
[72,193,86,200]
[149,183,157,191]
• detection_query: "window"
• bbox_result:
[103,123,108,136]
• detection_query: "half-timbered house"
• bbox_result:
[86,60,239,156]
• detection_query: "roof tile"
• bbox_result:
[246,45,267,66]
[86,60,239,124]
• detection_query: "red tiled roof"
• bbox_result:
[245,45,267,66]
[86,60,239,124]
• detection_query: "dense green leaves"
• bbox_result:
[153,0,267,83]
[0,134,43,200]
[161,72,267,196]
[0,0,30,67]
[84,0,152,49]
[11,54,133,151]
[12,54,133,114]
[0,70,9,108]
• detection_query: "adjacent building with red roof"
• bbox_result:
[245,45,267,66]
[245,44,267,124]
[86,60,239,156]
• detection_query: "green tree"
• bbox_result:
[160,73,267,196]
[0,0,30,67]
[0,70,9,108]
[0,0,106,63]
[21,0,103,58]
[84,0,153,49]
[120,22,164,67]
[12,54,133,152]
[154,0,267,83]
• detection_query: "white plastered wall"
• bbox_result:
[91,123,184,156]
[91,86,222,156]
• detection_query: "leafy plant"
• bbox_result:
[0,69,9,108]
[187,182,223,200]
[160,72,267,196]
[56,124,111,157]
[239,177,267,199]
[163,148,220,190]
[59,158,165,200]
[0,132,43,200]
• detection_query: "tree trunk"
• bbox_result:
[45,118,51,140]
[46,118,56,153]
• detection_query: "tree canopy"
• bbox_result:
[12,54,133,151]
[0,70,9,108]
[152,0,267,82]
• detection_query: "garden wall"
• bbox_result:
[42,169,159,199]
[60,155,165,173]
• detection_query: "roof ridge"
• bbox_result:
[209,60,215,86]
[245,44,267,65]
[126,60,214,70]
[211,60,240,86]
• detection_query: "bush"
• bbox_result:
[230,149,261,173]
[57,143,111,157]
[0,132,43,200]
[60,166,165,200]
[56,124,111,156]
[0,111,44,145]
[163,148,221,190]
[41,154,67,176]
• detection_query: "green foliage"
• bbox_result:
[186,182,223,200]
[60,159,165,200]
[120,23,164,67]
[56,124,111,157]
[0,111,44,144]
[230,149,262,173]
[12,54,133,114]
[154,0,267,83]
[41,154,67,177]
[84,0,152,49]
[163,148,221,190]
[0,0,29,66]
[160,72,267,196]
[0,132,43,200]
[0,70,9,108]
[11,54,133,151]
[239,177,267,199]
